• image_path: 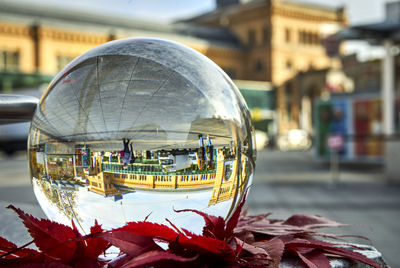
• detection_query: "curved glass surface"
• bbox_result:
[28,38,256,234]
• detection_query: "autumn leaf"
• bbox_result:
[118,250,197,268]
[114,221,180,243]
[175,193,247,241]
[0,237,47,266]
[225,192,247,238]
[252,237,285,267]
[283,214,345,229]
[0,236,47,267]
[0,236,28,258]
[177,229,235,258]
[174,209,226,239]
[81,220,110,259]
[98,231,159,257]
[285,239,381,268]
[6,206,109,267]
[7,205,78,263]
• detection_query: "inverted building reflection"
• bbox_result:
[30,135,250,210]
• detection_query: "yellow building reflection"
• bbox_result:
[84,148,247,206]
[30,144,249,206]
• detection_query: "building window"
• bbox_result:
[248,29,256,47]
[56,55,74,72]
[0,50,19,72]
[310,33,315,44]
[313,33,320,45]
[298,31,303,43]
[263,26,270,45]
[285,83,293,120]
[298,31,321,45]
[285,28,291,43]
[286,59,292,70]
[307,32,313,44]
[303,32,308,44]
[254,59,264,73]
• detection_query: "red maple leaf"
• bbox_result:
[100,223,199,267]
[174,209,226,240]
[6,206,109,267]
[67,220,109,266]
[85,220,110,259]
[0,236,49,266]
[98,231,159,257]
[7,205,78,263]
[113,220,235,259]
[114,221,180,243]
[285,239,381,268]
[282,214,345,229]
[175,191,247,241]
[112,250,197,268]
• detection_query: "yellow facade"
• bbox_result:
[0,22,35,73]
[0,20,243,79]
[0,22,110,75]
[37,26,109,74]
[269,1,345,85]
[188,0,345,84]
[84,149,243,206]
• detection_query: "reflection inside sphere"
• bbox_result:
[28,38,255,234]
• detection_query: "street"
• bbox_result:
[0,149,399,266]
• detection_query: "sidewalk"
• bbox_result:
[254,149,385,183]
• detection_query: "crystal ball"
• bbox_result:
[28,38,256,234]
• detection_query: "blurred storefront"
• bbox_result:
[311,53,399,163]
[314,93,399,163]
[313,1,400,173]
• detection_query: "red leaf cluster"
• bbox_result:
[233,212,381,267]
[0,200,383,268]
[0,205,110,267]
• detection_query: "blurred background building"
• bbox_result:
[0,0,346,149]
[0,0,399,164]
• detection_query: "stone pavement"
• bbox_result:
[0,150,399,266]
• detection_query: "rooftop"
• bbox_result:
[181,0,344,24]
[0,0,242,49]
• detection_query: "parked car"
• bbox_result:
[0,122,30,155]
[0,88,43,155]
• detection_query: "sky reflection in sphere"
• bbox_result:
[28,38,255,234]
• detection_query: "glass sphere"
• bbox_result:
[28,38,256,234]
